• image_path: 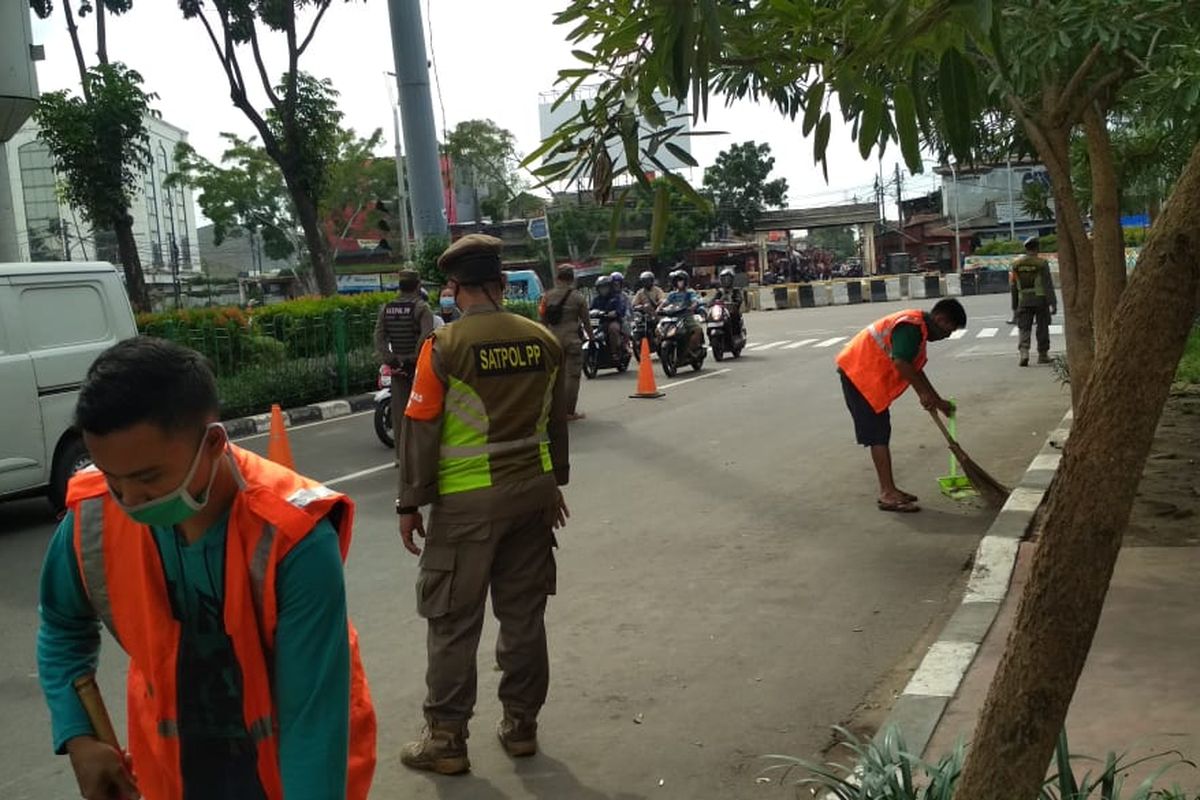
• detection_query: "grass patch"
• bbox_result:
[1177,325,1200,385]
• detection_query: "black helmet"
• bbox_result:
[595,275,613,295]
[638,270,655,289]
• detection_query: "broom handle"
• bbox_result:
[73,673,121,750]
[947,399,959,477]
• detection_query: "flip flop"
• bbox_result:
[898,490,919,503]
[878,498,921,513]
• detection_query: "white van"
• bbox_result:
[0,262,137,509]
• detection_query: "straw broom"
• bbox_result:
[928,410,1011,508]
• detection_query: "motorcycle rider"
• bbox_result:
[632,271,666,313]
[610,271,633,353]
[713,267,746,337]
[590,275,625,360]
[662,268,705,356]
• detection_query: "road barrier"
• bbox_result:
[847,280,865,303]
[960,272,979,296]
[944,273,962,296]
[757,286,778,310]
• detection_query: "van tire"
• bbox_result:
[49,436,91,513]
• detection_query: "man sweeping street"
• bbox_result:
[835,299,967,513]
[397,234,570,775]
[37,337,376,800]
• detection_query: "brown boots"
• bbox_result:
[401,715,539,774]
[400,719,470,775]
[497,715,538,758]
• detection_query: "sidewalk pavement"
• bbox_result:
[923,393,1200,789]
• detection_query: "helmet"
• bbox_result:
[638,270,655,289]
[610,271,625,285]
[669,269,689,287]
[719,267,735,288]
[595,275,613,295]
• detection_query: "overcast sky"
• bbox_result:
[29,0,939,217]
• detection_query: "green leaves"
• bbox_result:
[893,84,923,174]
[859,87,885,159]
[937,47,978,162]
[648,181,670,255]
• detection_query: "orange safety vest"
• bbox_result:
[835,309,929,413]
[65,446,376,800]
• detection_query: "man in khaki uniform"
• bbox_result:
[539,265,589,421]
[396,234,570,776]
[1010,237,1057,366]
[374,269,435,457]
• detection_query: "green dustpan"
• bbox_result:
[938,400,979,500]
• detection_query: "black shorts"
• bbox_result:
[839,369,891,447]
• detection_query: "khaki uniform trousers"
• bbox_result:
[416,508,557,726]
[1017,303,1052,357]
[562,341,583,415]
[390,369,414,462]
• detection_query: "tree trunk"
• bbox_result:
[291,186,336,297]
[1032,123,1096,406]
[114,214,150,312]
[1085,105,1126,351]
[953,138,1200,800]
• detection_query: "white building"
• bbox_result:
[937,161,1055,235]
[0,115,201,281]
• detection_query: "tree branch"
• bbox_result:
[1066,67,1127,129]
[248,23,282,110]
[1055,42,1104,123]
[62,0,93,101]
[95,1,109,66]
[285,1,299,126]
[193,9,276,155]
[297,0,331,56]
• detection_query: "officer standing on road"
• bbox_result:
[1010,237,1057,367]
[540,264,590,421]
[374,269,435,457]
[396,234,571,776]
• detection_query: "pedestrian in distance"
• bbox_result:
[437,286,462,326]
[835,298,967,513]
[1010,236,1057,366]
[397,234,571,776]
[375,269,436,459]
[540,264,590,421]
[37,337,376,800]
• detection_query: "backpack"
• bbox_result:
[543,289,572,325]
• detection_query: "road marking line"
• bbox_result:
[813,336,846,348]
[754,341,788,351]
[784,338,818,349]
[325,463,393,486]
[1050,324,1063,335]
[659,368,732,390]
[233,410,373,443]
[977,327,999,338]
[744,341,776,351]
[1010,327,1019,336]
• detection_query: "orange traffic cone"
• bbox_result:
[630,338,665,399]
[266,403,295,469]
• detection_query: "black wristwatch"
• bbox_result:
[395,499,418,515]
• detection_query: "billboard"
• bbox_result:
[537,87,694,173]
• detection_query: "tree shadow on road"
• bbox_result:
[422,772,510,800]
[514,752,647,800]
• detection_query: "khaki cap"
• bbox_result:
[438,234,503,282]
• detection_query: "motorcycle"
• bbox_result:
[583,309,632,378]
[706,298,747,361]
[373,364,395,449]
[631,306,658,361]
[656,302,707,378]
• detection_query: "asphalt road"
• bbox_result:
[0,294,1070,799]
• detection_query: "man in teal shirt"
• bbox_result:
[37,337,361,799]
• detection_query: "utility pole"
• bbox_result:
[894,163,904,232]
[950,161,962,272]
[387,0,448,242]
[1006,157,1017,241]
[384,72,413,262]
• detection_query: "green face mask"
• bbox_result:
[114,424,226,528]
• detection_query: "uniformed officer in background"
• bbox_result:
[1010,237,1057,366]
[396,234,570,776]
[374,269,435,457]
[539,264,590,421]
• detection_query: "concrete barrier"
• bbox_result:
[775,285,792,309]
[757,286,777,310]
[944,273,962,296]
[813,283,832,306]
[847,280,864,304]
[869,278,888,303]
[960,272,979,296]
[831,281,850,305]
[798,284,816,308]
[977,270,1010,295]
[884,277,901,301]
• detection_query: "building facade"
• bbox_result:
[0,115,201,280]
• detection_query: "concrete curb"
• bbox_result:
[876,406,1075,755]
[222,393,376,438]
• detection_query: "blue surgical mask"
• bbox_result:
[113,423,226,528]
[440,297,456,311]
